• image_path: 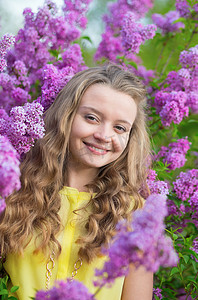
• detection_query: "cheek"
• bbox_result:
[113,134,130,152]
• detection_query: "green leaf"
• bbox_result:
[0,289,9,295]
[183,255,190,264]
[127,61,138,70]
[172,233,178,241]
[81,35,93,45]
[170,267,179,276]
[8,297,19,300]
[10,286,19,293]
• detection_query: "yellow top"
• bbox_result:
[4,187,125,300]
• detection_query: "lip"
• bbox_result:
[83,142,110,155]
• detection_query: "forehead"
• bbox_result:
[79,84,137,122]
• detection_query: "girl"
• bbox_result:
[0,65,153,299]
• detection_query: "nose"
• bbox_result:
[93,125,113,144]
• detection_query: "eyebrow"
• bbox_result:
[80,106,133,127]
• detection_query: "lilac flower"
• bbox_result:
[156,137,191,170]
[121,12,157,54]
[0,34,15,72]
[175,0,192,18]
[187,91,198,113]
[165,69,190,92]
[154,91,189,126]
[153,287,163,300]
[135,65,155,85]
[94,32,123,62]
[179,45,198,68]
[95,194,178,287]
[173,169,198,201]
[39,64,75,110]
[63,0,92,29]
[191,238,198,263]
[152,11,184,34]
[35,279,95,300]
[147,170,169,196]
[188,191,198,208]
[0,135,21,211]
[0,103,45,155]
[58,44,84,72]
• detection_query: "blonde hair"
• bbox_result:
[0,64,150,262]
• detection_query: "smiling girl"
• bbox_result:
[0,65,153,299]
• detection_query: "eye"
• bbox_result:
[114,125,126,133]
[85,114,99,122]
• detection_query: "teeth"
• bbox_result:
[89,145,106,153]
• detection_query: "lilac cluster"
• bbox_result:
[152,11,185,35]
[0,34,15,72]
[158,45,198,116]
[0,103,45,155]
[154,91,189,126]
[153,288,163,300]
[0,73,31,112]
[121,12,157,54]
[35,279,95,300]
[156,137,191,170]
[172,170,198,227]
[175,0,198,18]
[147,169,169,196]
[191,238,198,263]
[95,194,178,287]
[63,0,92,30]
[4,1,87,89]
[95,0,155,62]
[94,32,123,62]
[180,45,198,69]
[173,169,198,202]
[0,135,21,212]
[38,64,74,111]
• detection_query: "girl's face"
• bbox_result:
[68,84,137,171]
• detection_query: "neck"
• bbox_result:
[65,163,98,192]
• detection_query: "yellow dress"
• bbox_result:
[4,187,125,300]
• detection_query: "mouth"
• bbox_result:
[83,142,110,155]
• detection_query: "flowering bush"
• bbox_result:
[0,0,198,299]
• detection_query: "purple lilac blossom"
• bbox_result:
[0,34,15,72]
[154,91,189,126]
[156,137,191,170]
[63,0,92,29]
[187,91,198,113]
[179,45,198,68]
[152,11,184,34]
[95,0,154,62]
[5,1,88,87]
[175,0,198,18]
[0,103,45,155]
[38,64,74,110]
[147,169,169,196]
[165,69,190,92]
[121,12,157,54]
[58,44,85,71]
[0,135,21,212]
[94,194,178,287]
[94,32,123,62]
[173,169,198,201]
[135,65,155,85]
[35,279,95,300]
[191,238,198,263]
[188,191,198,208]
[104,0,154,30]
[153,288,163,300]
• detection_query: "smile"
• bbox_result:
[83,142,109,155]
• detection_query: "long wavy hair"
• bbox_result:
[0,64,150,263]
